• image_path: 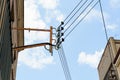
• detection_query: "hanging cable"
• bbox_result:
[99,0,113,63]
[65,1,99,39]
[63,0,83,22]
[64,0,95,33]
[59,46,72,80]
[61,45,72,80]
[64,0,88,27]
[58,49,69,80]
[58,45,70,80]
[99,0,109,41]
[58,45,72,80]
[58,47,71,80]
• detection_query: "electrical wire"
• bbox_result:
[58,47,71,80]
[58,46,70,80]
[63,0,83,22]
[64,0,95,33]
[60,47,72,80]
[57,0,83,29]
[57,0,84,30]
[99,0,108,41]
[65,1,99,39]
[58,49,69,80]
[99,0,113,63]
[58,50,69,80]
[58,45,72,80]
[61,45,72,80]
[64,0,88,27]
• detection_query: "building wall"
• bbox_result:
[98,37,120,80]
[10,0,24,80]
[115,48,120,79]
[116,61,120,78]
[0,0,24,80]
[98,44,112,80]
[117,65,120,77]
[0,0,12,80]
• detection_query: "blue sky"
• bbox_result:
[16,0,120,80]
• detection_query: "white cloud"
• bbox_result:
[56,14,64,22]
[38,0,59,9]
[18,0,55,69]
[25,0,46,28]
[54,10,64,22]
[21,0,64,69]
[18,48,54,69]
[110,0,120,8]
[44,10,64,23]
[85,9,101,21]
[82,9,119,31]
[106,24,118,30]
[24,0,49,44]
[78,50,103,68]
[79,9,109,23]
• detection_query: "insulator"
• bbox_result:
[62,38,64,42]
[56,33,60,37]
[61,21,64,25]
[61,33,64,36]
[61,27,64,30]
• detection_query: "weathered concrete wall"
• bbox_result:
[98,37,120,80]
[0,0,12,80]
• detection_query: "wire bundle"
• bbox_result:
[58,0,100,39]
[56,0,110,80]
[58,45,72,80]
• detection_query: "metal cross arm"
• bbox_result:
[12,27,51,32]
[12,26,54,55]
[13,42,55,51]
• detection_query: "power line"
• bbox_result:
[58,45,72,80]
[65,0,99,39]
[61,45,72,80]
[58,49,69,80]
[58,50,70,80]
[99,0,113,63]
[57,0,83,30]
[63,0,83,22]
[58,46,72,80]
[99,0,108,41]
[58,46,70,80]
[64,0,88,27]
[64,0,95,33]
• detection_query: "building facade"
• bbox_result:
[0,0,24,80]
[98,37,120,80]
[0,0,12,80]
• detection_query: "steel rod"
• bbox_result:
[12,28,50,32]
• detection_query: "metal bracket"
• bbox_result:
[12,26,54,56]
